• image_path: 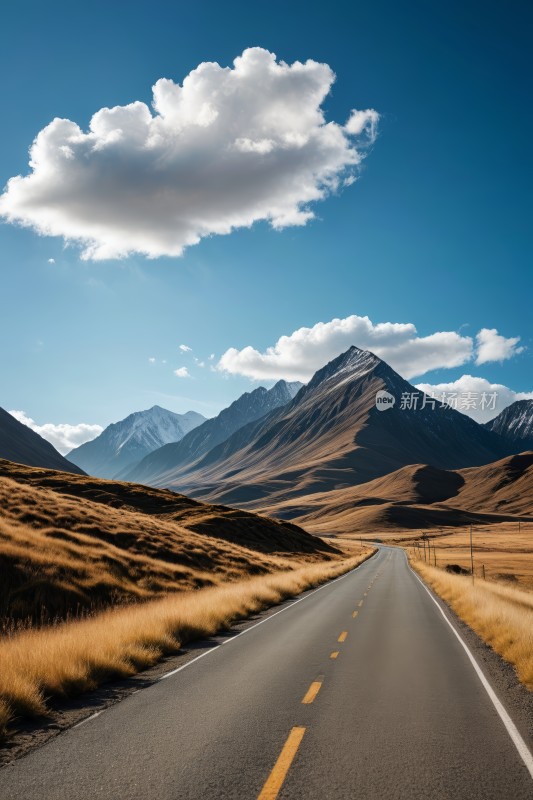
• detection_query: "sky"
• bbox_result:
[1,0,532,452]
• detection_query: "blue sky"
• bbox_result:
[1,0,531,450]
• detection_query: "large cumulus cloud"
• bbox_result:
[216,314,525,382]
[0,48,378,260]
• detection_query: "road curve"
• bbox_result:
[1,547,532,799]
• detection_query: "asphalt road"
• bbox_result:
[1,547,532,799]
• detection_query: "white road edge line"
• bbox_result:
[409,559,533,781]
[72,711,103,729]
[159,549,380,681]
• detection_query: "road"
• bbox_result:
[1,547,532,799]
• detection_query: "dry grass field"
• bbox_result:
[394,522,533,590]
[0,552,373,741]
[412,559,533,691]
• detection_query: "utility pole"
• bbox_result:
[469,525,474,583]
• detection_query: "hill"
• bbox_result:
[0,459,337,627]
[261,453,533,535]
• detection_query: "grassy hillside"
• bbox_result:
[0,459,337,628]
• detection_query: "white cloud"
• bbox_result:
[415,376,533,423]
[345,109,379,139]
[47,258,55,264]
[0,48,379,261]
[148,357,156,363]
[179,344,192,352]
[217,314,474,381]
[217,316,526,383]
[174,367,190,378]
[208,353,215,360]
[9,410,103,454]
[475,328,524,365]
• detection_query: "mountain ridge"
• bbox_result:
[0,407,85,475]
[123,379,303,483]
[67,405,206,479]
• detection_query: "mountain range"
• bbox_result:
[122,379,302,484]
[125,347,515,507]
[2,347,532,538]
[0,406,84,475]
[67,406,206,479]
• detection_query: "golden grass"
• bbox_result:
[412,558,533,690]
[0,552,372,740]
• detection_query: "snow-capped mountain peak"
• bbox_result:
[66,406,206,478]
[485,400,533,447]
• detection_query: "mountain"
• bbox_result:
[0,406,85,475]
[67,406,206,479]
[139,346,513,505]
[484,400,533,449]
[123,380,303,484]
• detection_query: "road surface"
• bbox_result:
[1,547,532,799]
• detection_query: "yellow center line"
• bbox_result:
[257,726,306,800]
[352,611,358,618]
[338,631,348,643]
[358,600,364,607]
[330,651,339,659]
[302,679,323,704]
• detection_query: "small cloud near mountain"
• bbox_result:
[9,410,103,454]
[416,376,533,424]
